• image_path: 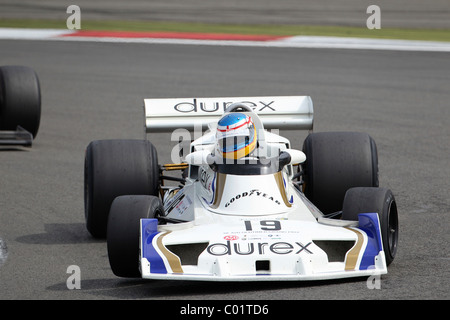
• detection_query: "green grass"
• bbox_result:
[1,19,449,42]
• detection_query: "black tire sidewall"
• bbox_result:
[0,66,41,138]
[302,132,379,214]
[107,195,163,278]
[342,187,398,265]
[84,139,159,238]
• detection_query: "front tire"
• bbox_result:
[107,195,164,277]
[342,187,399,266]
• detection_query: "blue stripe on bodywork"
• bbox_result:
[358,213,383,270]
[141,218,167,274]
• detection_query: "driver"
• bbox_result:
[216,112,257,160]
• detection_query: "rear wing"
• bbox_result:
[0,126,33,147]
[144,96,313,133]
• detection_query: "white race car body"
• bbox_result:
[139,96,387,281]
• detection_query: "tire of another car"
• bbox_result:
[302,132,379,214]
[84,139,159,238]
[107,195,164,278]
[0,66,41,138]
[342,187,399,266]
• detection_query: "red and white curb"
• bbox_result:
[1,28,449,52]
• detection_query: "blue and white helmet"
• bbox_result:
[216,112,257,159]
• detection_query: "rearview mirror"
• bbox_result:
[185,150,215,165]
[282,149,306,165]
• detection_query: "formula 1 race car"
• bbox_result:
[84,96,398,281]
[0,66,41,147]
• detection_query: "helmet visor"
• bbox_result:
[219,134,253,153]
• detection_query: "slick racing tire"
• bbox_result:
[302,132,379,214]
[84,139,159,238]
[107,195,164,277]
[0,66,41,138]
[342,187,399,266]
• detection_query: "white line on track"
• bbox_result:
[1,28,449,52]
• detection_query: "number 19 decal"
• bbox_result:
[244,220,281,231]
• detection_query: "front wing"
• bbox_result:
[139,213,387,281]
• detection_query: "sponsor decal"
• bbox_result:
[225,189,281,207]
[224,235,239,241]
[207,240,312,256]
[164,189,192,216]
[199,167,212,190]
[173,99,276,113]
[208,220,313,256]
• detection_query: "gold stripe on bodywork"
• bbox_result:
[211,173,226,209]
[274,171,292,207]
[156,232,183,273]
[344,228,365,271]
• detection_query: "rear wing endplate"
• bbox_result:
[144,96,313,133]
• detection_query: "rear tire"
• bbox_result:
[84,139,159,238]
[0,66,41,138]
[342,187,399,266]
[302,132,379,214]
[107,195,164,278]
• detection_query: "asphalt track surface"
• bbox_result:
[0,38,449,301]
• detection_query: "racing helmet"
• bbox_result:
[216,112,257,159]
